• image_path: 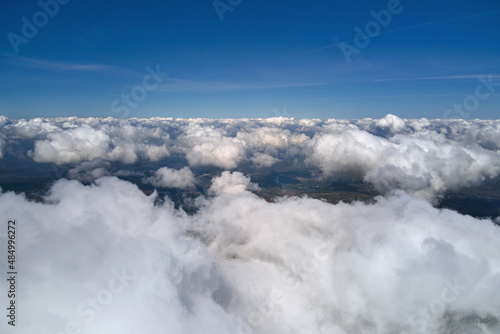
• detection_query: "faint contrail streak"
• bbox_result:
[281,10,500,59]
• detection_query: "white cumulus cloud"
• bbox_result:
[1,115,499,200]
[31,125,111,164]
[143,166,196,189]
[308,129,500,200]
[208,171,260,196]
[0,178,499,333]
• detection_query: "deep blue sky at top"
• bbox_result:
[0,0,499,120]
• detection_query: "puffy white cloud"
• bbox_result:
[140,144,170,161]
[208,171,260,196]
[0,178,499,333]
[375,113,406,133]
[1,115,499,334]
[192,189,500,333]
[106,140,169,164]
[31,125,111,164]
[251,152,279,168]
[1,115,499,200]
[0,177,241,334]
[144,166,196,189]
[308,129,500,200]
[67,158,111,183]
[441,119,500,151]
[236,127,305,150]
[6,117,62,140]
[176,123,246,169]
[25,121,169,165]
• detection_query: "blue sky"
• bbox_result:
[1,0,499,120]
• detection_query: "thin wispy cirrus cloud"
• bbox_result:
[1,1,498,119]
[157,77,327,93]
[1,52,137,76]
[283,10,500,60]
[373,74,500,82]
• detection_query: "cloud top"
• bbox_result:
[1,115,499,200]
[143,166,196,189]
[0,177,499,333]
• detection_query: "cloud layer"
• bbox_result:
[0,176,499,334]
[143,166,196,189]
[1,114,499,200]
[1,114,499,333]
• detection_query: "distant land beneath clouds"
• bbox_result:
[1,114,500,333]
[0,114,499,219]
